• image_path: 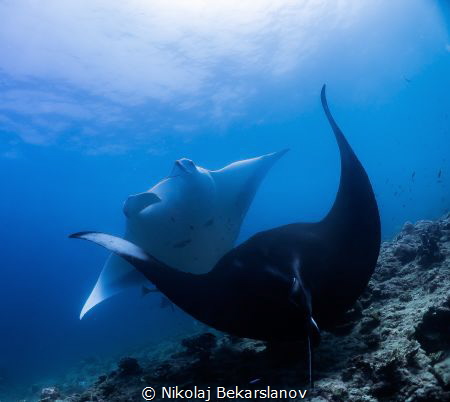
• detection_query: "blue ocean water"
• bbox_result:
[0,0,449,396]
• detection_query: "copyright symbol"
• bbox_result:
[142,386,156,400]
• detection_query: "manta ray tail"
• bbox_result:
[307,334,313,389]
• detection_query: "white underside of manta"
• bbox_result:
[80,150,287,319]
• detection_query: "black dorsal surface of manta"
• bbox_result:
[70,85,381,350]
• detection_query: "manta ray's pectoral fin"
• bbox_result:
[71,231,150,262]
[123,192,161,218]
[69,232,167,284]
[210,149,288,219]
[70,231,204,318]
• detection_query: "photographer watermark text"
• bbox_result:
[142,385,308,401]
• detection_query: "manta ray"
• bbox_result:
[71,86,381,385]
[80,150,287,318]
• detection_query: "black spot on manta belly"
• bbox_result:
[173,239,192,248]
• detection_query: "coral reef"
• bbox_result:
[117,358,142,377]
[36,214,450,401]
[40,387,61,402]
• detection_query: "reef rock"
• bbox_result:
[117,357,142,376]
[40,386,60,402]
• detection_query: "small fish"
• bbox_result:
[141,286,158,297]
[438,169,442,179]
[204,218,214,227]
[411,171,415,181]
[173,239,192,248]
[160,296,175,312]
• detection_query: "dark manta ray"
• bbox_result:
[70,86,381,385]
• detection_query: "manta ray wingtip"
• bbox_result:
[320,84,328,104]
[268,148,289,160]
[69,231,97,239]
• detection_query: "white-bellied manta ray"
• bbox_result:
[80,149,287,318]
[70,86,381,386]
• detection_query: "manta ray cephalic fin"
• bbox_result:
[123,192,161,218]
